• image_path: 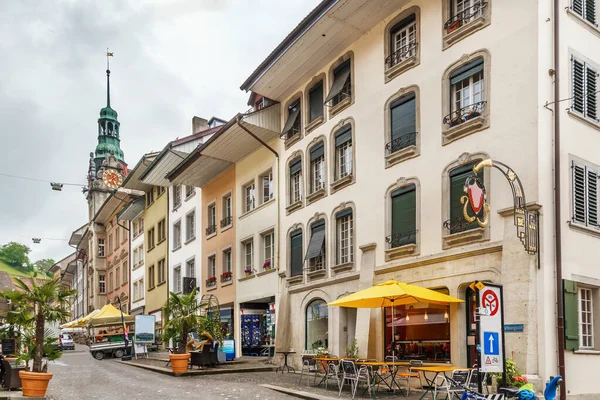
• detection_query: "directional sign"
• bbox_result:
[478,284,504,373]
[484,332,499,355]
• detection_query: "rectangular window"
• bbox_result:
[572,160,599,229]
[108,234,113,255]
[244,182,256,212]
[148,227,155,249]
[336,209,354,265]
[244,241,254,273]
[453,0,484,22]
[138,218,144,236]
[579,287,595,349]
[306,221,326,271]
[115,267,120,288]
[146,189,154,206]
[223,249,232,273]
[174,266,182,293]
[221,195,232,227]
[99,275,106,294]
[108,272,113,292]
[138,279,144,299]
[289,158,303,204]
[335,127,353,180]
[148,265,155,289]
[572,57,599,121]
[390,14,417,66]
[207,204,217,235]
[261,171,273,203]
[208,256,216,278]
[173,185,182,208]
[326,59,351,106]
[158,258,166,284]
[185,185,195,198]
[308,81,324,122]
[263,232,274,268]
[571,0,597,25]
[186,211,196,241]
[98,238,105,257]
[390,185,417,247]
[133,220,139,238]
[157,186,165,196]
[186,258,195,279]
[115,227,120,248]
[450,163,483,233]
[389,93,417,153]
[290,230,303,277]
[122,261,127,283]
[158,219,166,242]
[173,221,182,249]
[282,99,301,139]
[450,59,484,119]
[310,143,326,192]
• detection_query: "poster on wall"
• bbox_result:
[134,315,156,344]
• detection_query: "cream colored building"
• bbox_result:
[240,0,600,398]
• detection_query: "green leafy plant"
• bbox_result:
[311,339,324,350]
[491,358,528,388]
[1,277,76,373]
[346,338,359,359]
[17,328,63,371]
[199,311,223,346]
[162,288,206,354]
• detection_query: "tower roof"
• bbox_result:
[99,69,118,121]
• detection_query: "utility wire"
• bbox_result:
[0,172,86,187]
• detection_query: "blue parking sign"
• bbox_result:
[483,332,499,355]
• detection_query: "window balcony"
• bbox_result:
[206,277,217,289]
[442,101,487,143]
[443,1,489,47]
[220,272,232,283]
[442,217,486,248]
[385,43,418,80]
[220,216,232,228]
[384,230,418,261]
[205,225,217,236]
[385,132,418,166]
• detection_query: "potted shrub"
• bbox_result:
[345,338,359,359]
[262,260,272,271]
[1,277,76,397]
[162,287,204,375]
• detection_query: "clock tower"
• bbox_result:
[87,64,127,219]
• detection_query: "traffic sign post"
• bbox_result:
[475,282,506,392]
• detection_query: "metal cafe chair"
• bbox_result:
[299,354,318,386]
[397,359,424,394]
[338,359,371,399]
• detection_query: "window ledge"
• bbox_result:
[331,262,354,274]
[568,221,600,238]
[574,349,600,355]
[284,133,301,149]
[385,243,418,262]
[442,227,487,249]
[157,281,166,287]
[185,191,197,202]
[286,200,303,215]
[221,280,233,287]
[442,115,488,145]
[330,174,353,193]
[238,274,256,282]
[566,8,600,38]
[221,224,233,233]
[307,268,327,281]
[171,245,182,253]
[443,16,488,50]
[305,116,325,133]
[206,232,217,240]
[385,56,419,82]
[286,275,304,286]
[257,267,276,277]
[147,246,155,252]
[157,238,166,246]
[567,110,600,131]
[240,198,276,220]
[329,97,352,118]
[172,204,182,212]
[306,187,327,204]
[184,237,196,245]
[385,145,419,168]
[206,285,217,292]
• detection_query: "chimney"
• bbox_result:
[192,116,208,134]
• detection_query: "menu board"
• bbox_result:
[1,339,16,355]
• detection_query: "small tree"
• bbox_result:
[0,242,31,267]
[162,288,205,354]
[1,277,76,372]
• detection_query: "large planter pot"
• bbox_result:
[19,371,53,397]
[169,353,190,376]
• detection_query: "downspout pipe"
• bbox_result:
[235,116,280,277]
[553,0,566,398]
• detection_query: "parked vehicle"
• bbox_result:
[59,334,75,351]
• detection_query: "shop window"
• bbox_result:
[384,288,451,362]
[306,299,329,350]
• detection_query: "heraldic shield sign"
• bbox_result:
[462,173,490,228]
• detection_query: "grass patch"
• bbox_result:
[0,258,38,277]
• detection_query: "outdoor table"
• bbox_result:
[411,365,468,400]
[275,351,296,373]
[313,357,341,387]
[355,361,410,396]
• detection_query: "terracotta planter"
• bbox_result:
[19,371,53,397]
[447,19,462,33]
[169,353,190,376]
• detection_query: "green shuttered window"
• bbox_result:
[290,230,303,277]
[391,185,416,247]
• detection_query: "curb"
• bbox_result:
[260,384,339,400]
[115,360,276,376]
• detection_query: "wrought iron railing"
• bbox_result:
[385,42,418,68]
[206,278,217,288]
[385,132,418,155]
[443,216,478,234]
[385,230,418,248]
[443,101,486,128]
[206,225,217,236]
[220,216,232,228]
[308,255,326,272]
[444,1,487,33]
[332,83,352,107]
[220,272,232,283]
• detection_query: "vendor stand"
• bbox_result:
[83,304,134,360]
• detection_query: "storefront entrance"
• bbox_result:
[240,297,276,356]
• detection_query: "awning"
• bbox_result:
[324,66,350,104]
[168,104,281,187]
[305,229,325,261]
[92,188,144,224]
[281,106,300,137]
[86,304,134,327]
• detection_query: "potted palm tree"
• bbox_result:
[2,277,76,397]
[162,287,204,375]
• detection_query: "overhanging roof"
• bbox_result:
[168,104,280,188]
[121,153,158,192]
[93,188,144,225]
[240,0,408,100]
[69,223,87,247]
[118,197,145,221]
[139,145,189,187]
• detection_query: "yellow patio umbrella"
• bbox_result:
[329,280,463,357]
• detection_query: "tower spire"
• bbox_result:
[106,48,114,108]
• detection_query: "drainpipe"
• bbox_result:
[553,0,566,398]
[235,116,280,278]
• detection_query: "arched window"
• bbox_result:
[306,299,329,350]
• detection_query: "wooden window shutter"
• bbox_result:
[290,230,303,277]
[585,65,598,120]
[587,166,598,226]
[585,0,596,25]
[391,185,416,247]
[572,161,587,224]
[572,0,584,16]
[563,279,579,351]
[572,57,585,114]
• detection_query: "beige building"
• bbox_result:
[240,0,600,398]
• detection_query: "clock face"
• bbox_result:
[102,170,123,189]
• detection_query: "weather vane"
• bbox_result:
[106,48,114,70]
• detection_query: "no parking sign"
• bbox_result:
[477,283,505,375]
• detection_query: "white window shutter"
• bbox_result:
[573,161,587,224]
